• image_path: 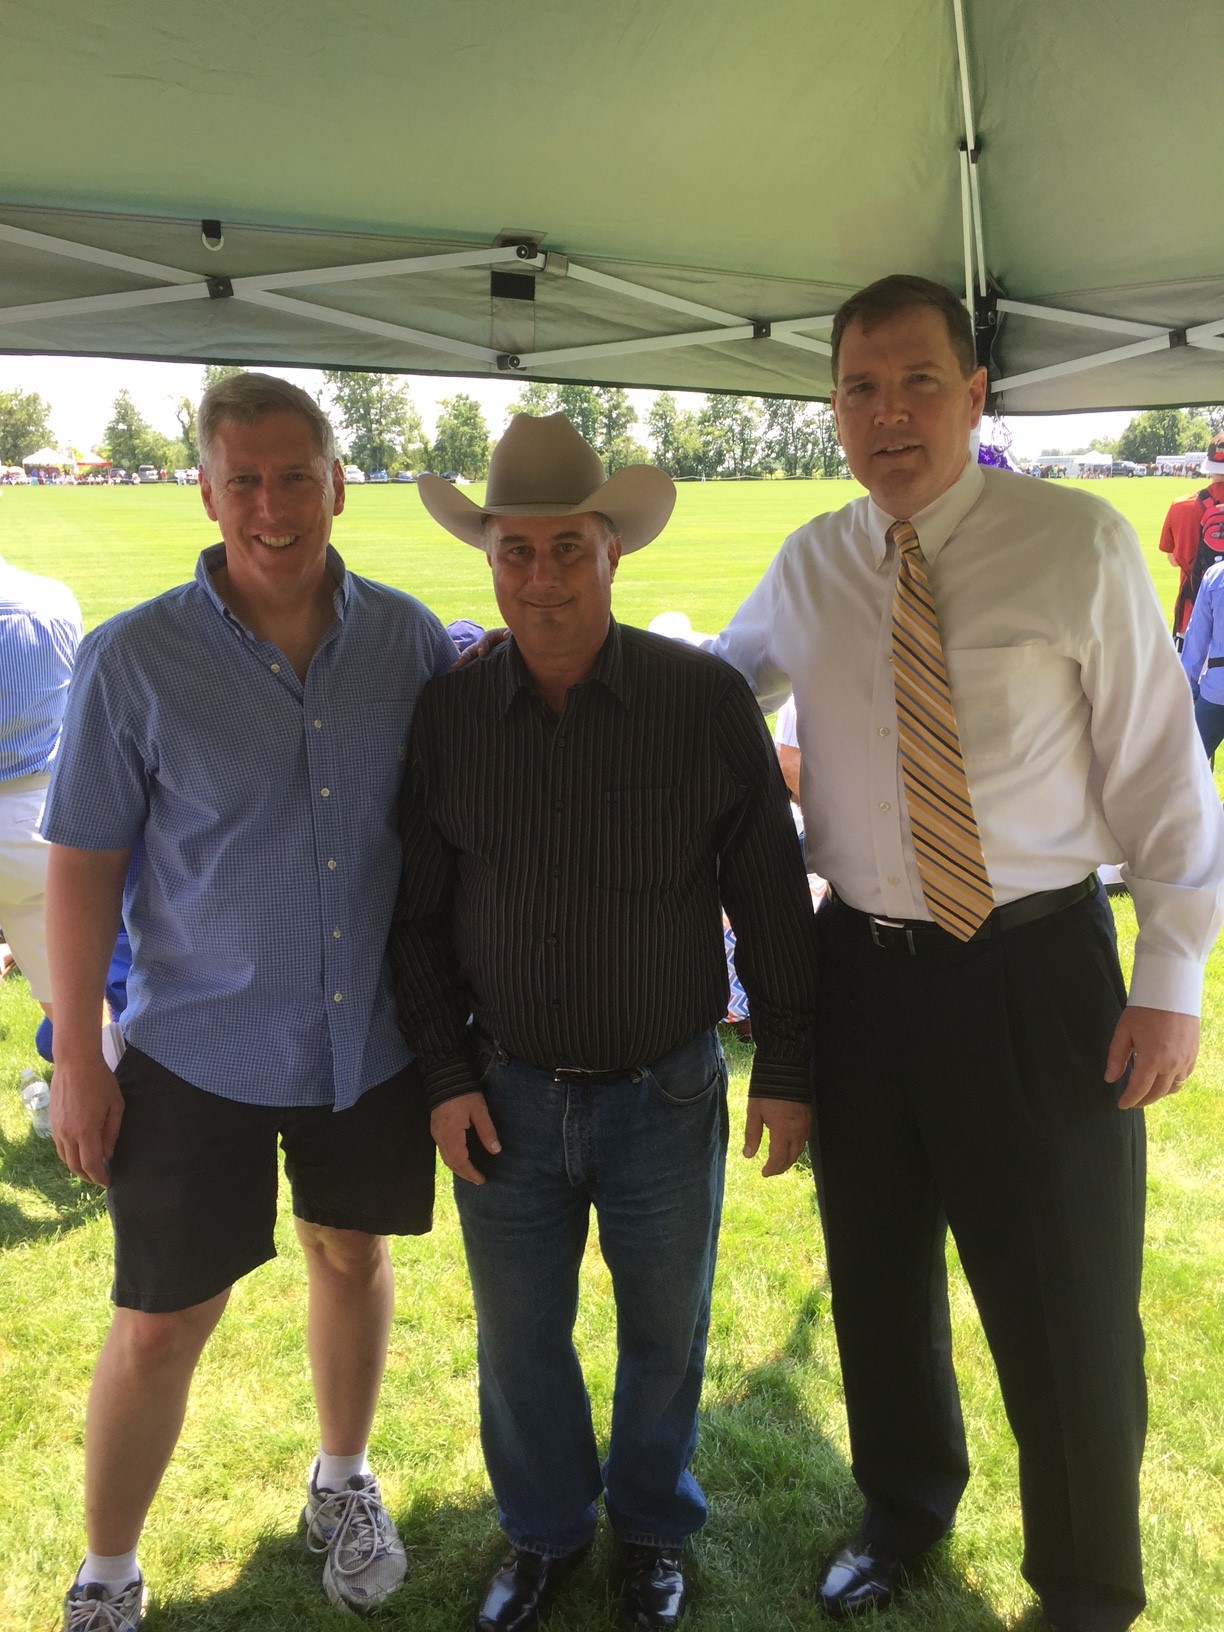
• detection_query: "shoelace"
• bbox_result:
[305,1482,394,1579]
[64,1583,142,1632]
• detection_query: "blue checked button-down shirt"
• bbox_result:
[1181,560,1224,706]
[44,545,456,1110]
[0,557,82,777]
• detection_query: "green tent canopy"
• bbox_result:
[2,0,1221,413]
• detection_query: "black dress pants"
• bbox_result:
[812,884,1146,1632]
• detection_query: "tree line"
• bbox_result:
[6,368,1222,482]
[0,371,848,481]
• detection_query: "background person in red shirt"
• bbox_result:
[1160,433,1224,636]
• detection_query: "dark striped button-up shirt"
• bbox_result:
[391,619,818,1107]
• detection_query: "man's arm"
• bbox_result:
[46,844,130,1185]
[712,669,819,1174]
[704,546,796,712]
[390,704,499,1185]
[1179,573,1215,695]
[1079,516,1224,1101]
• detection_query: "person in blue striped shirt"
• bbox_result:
[1179,556,1224,759]
[0,547,81,1018]
[42,374,455,1630]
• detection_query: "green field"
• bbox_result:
[1,477,1221,1632]
[0,472,1186,635]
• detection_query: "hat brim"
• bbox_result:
[417,465,676,553]
[1202,458,1224,479]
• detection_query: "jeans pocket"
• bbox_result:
[643,1035,727,1107]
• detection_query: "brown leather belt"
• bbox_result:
[830,874,1099,956]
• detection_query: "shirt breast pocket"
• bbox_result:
[945,645,1046,773]
[595,787,684,895]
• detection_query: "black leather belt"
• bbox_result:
[1208,656,1224,669]
[831,874,1099,955]
[552,1064,641,1085]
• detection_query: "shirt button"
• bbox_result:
[546,935,557,946]
[320,787,330,798]
[327,858,337,870]
[270,663,281,673]
[333,991,343,1003]
[879,801,891,812]
[332,928,341,938]
[887,874,900,886]
[878,727,890,737]
[313,719,323,729]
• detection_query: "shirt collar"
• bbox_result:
[866,456,985,569]
[497,616,629,717]
[195,543,351,629]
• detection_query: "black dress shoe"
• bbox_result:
[474,1546,588,1632]
[814,1538,908,1619]
[620,1544,689,1628]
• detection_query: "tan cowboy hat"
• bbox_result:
[417,412,676,552]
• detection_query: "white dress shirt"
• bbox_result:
[709,459,1224,1015]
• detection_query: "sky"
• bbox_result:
[0,352,1136,464]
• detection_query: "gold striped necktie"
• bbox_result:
[888,519,994,940]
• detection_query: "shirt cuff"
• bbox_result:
[746,1057,813,1104]
[1127,950,1205,1018]
[420,1054,484,1110]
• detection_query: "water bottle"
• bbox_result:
[18,1067,52,1138]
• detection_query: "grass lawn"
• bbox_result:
[1,476,1221,1630]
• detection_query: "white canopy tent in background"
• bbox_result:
[20,447,74,468]
[1,0,1222,415]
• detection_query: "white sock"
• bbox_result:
[78,1550,140,1591]
[315,1447,371,1491]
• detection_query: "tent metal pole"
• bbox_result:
[958,148,975,323]
[951,0,987,298]
[237,289,501,364]
[771,332,833,357]
[507,324,758,369]
[0,221,198,284]
[235,245,546,292]
[0,284,209,327]
[996,299,1169,338]
[1186,318,1224,353]
[561,262,747,327]
[993,334,1173,394]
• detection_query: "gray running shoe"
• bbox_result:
[61,1575,146,1631]
[302,1464,408,1616]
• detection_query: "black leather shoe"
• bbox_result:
[814,1538,908,1619]
[620,1544,689,1628]
[474,1546,587,1632]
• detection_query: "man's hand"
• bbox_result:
[743,1096,811,1176]
[451,628,509,669]
[51,1057,124,1186]
[1105,1004,1200,1110]
[430,1091,502,1184]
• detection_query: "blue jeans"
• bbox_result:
[455,1027,729,1556]
[1193,693,1224,759]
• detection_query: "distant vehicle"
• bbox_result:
[395,471,416,483]
[173,467,199,485]
[343,464,366,484]
[1109,462,1131,477]
[367,469,389,483]
[440,471,460,483]
[137,465,160,483]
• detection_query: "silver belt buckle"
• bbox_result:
[869,915,917,954]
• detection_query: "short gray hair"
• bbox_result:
[197,372,337,471]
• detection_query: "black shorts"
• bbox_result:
[106,1046,435,1313]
